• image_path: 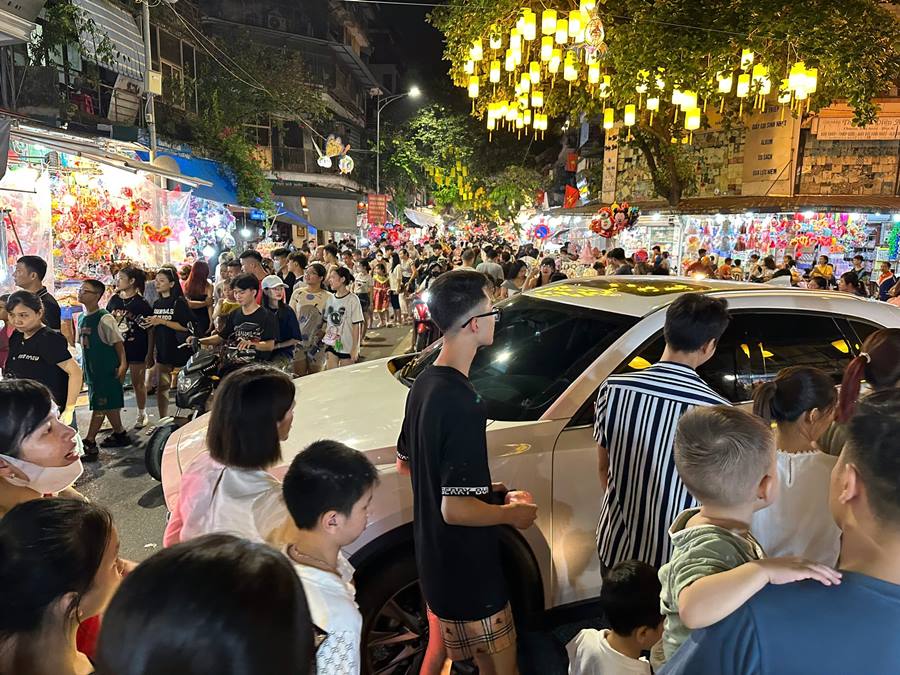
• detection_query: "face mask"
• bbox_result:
[1,446,84,495]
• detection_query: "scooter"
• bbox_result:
[410,289,442,353]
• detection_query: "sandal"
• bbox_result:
[82,439,100,462]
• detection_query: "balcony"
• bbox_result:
[273,146,322,173]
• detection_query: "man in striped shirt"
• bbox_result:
[594,294,731,570]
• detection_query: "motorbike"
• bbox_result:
[410,289,442,353]
[144,340,243,481]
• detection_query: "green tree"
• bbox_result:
[431,0,900,204]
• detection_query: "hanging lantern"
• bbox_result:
[531,89,544,107]
[505,49,516,72]
[788,61,806,91]
[540,36,553,62]
[487,117,496,131]
[505,105,517,122]
[736,73,751,97]
[580,0,596,12]
[636,69,649,95]
[555,18,569,44]
[588,62,600,84]
[671,88,684,107]
[509,29,521,54]
[563,53,578,82]
[624,104,636,126]
[470,39,484,61]
[752,64,771,95]
[646,95,659,124]
[468,75,479,98]
[549,49,562,74]
[599,74,611,98]
[464,60,475,75]
[529,61,541,84]
[685,108,701,130]
[515,113,525,129]
[523,109,532,126]
[603,108,614,130]
[805,67,818,93]
[490,60,501,83]
[568,10,584,37]
[522,10,537,41]
[740,48,754,70]
[680,90,697,110]
[489,25,503,50]
[519,72,531,92]
[777,79,792,103]
[717,71,733,93]
[541,9,557,35]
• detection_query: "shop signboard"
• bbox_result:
[814,117,900,141]
[742,108,801,197]
[367,193,388,225]
[601,131,619,204]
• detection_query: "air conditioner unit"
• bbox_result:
[267,14,287,31]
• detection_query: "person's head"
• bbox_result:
[323,244,339,262]
[483,246,497,261]
[763,255,777,271]
[697,248,708,259]
[283,441,378,547]
[652,245,661,255]
[230,273,260,308]
[724,257,733,266]
[261,274,288,308]
[178,264,191,282]
[880,261,892,274]
[271,247,289,271]
[5,290,45,334]
[507,259,528,282]
[753,366,837,442]
[837,328,900,422]
[734,259,741,267]
[807,276,828,290]
[675,406,777,510]
[117,266,146,294]
[600,561,664,648]
[818,254,830,266]
[341,250,354,267]
[461,248,478,267]
[95,534,313,675]
[77,279,106,309]
[607,247,626,264]
[184,260,210,300]
[0,293,7,323]
[304,263,327,290]
[540,256,557,275]
[830,389,900,544]
[838,271,864,295]
[852,254,864,267]
[206,366,295,470]
[222,259,242,281]
[399,248,410,261]
[374,262,387,276]
[155,268,182,298]
[0,499,121,672]
[13,255,48,290]
[355,260,371,277]
[750,253,760,263]
[327,266,354,292]
[427,270,496,346]
[239,249,264,276]
[662,294,730,361]
[288,252,308,276]
[500,250,511,263]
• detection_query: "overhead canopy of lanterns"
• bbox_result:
[453,2,820,144]
[424,147,489,210]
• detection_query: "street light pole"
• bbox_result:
[141,0,157,163]
[375,86,421,196]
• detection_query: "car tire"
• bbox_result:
[145,422,178,481]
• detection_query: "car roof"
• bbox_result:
[525,276,859,317]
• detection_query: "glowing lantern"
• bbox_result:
[646,96,659,123]
[540,36,553,62]
[489,60,501,83]
[568,10,584,37]
[636,69,649,94]
[522,10,537,41]
[805,67,818,93]
[580,0,596,11]
[717,72,733,93]
[515,113,524,129]
[505,49,516,72]
[740,48,754,70]
[464,60,475,75]
[736,74,750,97]
[671,88,684,107]
[523,109,532,125]
[509,29,521,54]
[519,72,531,92]
[555,19,569,44]
[752,64,771,95]
[468,75,479,98]
[487,117,496,131]
[531,90,544,107]
[548,49,562,74]
[505,105,518,122]
[489,26,503,50]
[563,53,578,82]
[680,90,697,110]
[470,39,483,61]
[541,9,557,35]
[529,61,541,84]
[599,74,611,98]
[777,79,791,103]
[603,108,614,130]
[624,104,636,126]
[685,107,701,130]
[588,62,600,84]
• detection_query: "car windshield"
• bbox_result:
[399,294,638,421]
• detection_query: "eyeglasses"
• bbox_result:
[462,307,501,328]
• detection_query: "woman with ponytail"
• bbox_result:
[751,366,841,565]
[820,328,900,456]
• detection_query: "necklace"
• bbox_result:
[287,544,339,575]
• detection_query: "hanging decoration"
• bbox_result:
[590,201,640,238]
[143,223,172,244]
[311,134,355,174]
[367,221,410,247]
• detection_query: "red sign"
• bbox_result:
[565,151,578,172]
[367,193,388,225]
[564,185,580,209]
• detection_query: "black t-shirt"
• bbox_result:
[152,295,193,366]
[107,294,153,363]
[220,305,277,362]
[397,365,507,620]
[37,287,61,330]
[6,327,71,411]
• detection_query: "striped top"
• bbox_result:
[593,361,730,569]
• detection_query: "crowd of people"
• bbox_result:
[0,234,898,674]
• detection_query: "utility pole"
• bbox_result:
[374,86,421,195]
[141,0,157,162]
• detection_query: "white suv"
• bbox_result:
[161,277,900,674]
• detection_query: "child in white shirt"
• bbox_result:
[282,440,379,675]
[567,561,663,675]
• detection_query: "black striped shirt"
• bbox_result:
[593,361,730,569]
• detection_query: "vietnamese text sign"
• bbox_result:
[601,131,619,204]
[814,117,900,141]
[367,193,387,225]
[742,109,801,196]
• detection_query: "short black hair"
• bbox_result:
[698,248,708,257]
[808,276,828,289]
[288,252,308,268]
[324,244,339,258]
[426,269,489,332]
[600,561,664,635]
[0,379,54,458]
[239,249,263,263]
[271,247,289,259]
[83,278,106,295]
[330,266,354,286]
[724,257,733,264]
[283,440,378,530]
[224,259,242,270]
[206,366,295,469]
[607,247,626,262]
[307,263,327,279]
[819,255,830,263]
[231,273,260,293]
[663,294,730,353]
[652,245,661,253]
[483,246,496,259]
[17,255,48,281]
[461,248,478,264]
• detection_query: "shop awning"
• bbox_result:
[71,0,146,83]
[275,209,315,229]
[135,152,238,205]
[0,0,44,46]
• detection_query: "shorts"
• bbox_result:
[390,292,401,310]
[430,603,516,661]
[325,346,352,360]
[87,375,124,411]
[357,293,371,313]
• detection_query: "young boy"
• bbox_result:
[567,561,664,675]
[199,273,276,364]
[282,440,378,675]
[77,279,129,458]
[658,406,842,662]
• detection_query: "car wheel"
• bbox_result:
[144,422,178,481]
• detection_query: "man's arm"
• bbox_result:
[113,341,128,381]
[659,604,761,675]
[441,496,537,529]
[58,359,83,421]
[597,445,609,489]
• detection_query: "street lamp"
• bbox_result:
[375,86,422,194]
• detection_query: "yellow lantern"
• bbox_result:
[505,49,516,72]
[752,64,771,95]
[470,39,484,61]
[464,60,475,75]
[580,0,596,12]
[599,74,611,98]
[717,71,733,93]
[509,29,521,54]
[541,9,557,35]
[519,72,531,92]
[636,69,649,94]
[680,90,697,110]
[736,73,750,98]
[555,19,569,44]
[468,75,479,98]
[564,54,578,82]
[685,107,701,130]
[777,79,792,103]
[805,67,818,93]
[522,10,537,41]
[515,114,525,130]
[603,108,614,130]
[548,49,562,74]
[671,88,684,107]
[487,117,496,131]
[588,62,600,84]
[540,36,553,62]
[646,96,660,111]
[624,104,636,126]
[505,105,517,122]
[788,61,806,91]
[531,89,544,107]
[489,26,503,51]
[529,61,541,84]
[568,10,584,37]
[523,109,532,126]
[489,60,501,83]
[740,48,754,70]
[518,94,529,108]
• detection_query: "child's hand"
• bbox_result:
[752,557,842,586]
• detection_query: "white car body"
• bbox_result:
[162,278,900,611]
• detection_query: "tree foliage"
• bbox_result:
[431,0,900,204]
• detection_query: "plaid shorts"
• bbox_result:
[430,603,517,661]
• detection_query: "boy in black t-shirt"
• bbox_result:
[396,270,538,675]
[198,273,276,363]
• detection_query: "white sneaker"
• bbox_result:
[134,412,149,429]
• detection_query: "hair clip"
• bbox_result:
[860,352,872,363]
